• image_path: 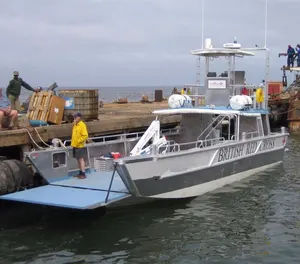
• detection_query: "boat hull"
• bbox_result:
[133,148,284,198]
[0,134,287,210]
[107,156,283,208]
[120,135,287,200]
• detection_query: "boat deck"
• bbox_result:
[0,170,130,210]
[53,170,128,192]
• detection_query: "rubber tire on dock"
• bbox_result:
[0,163,15,194]
[0,160,34,195]
[3,160,33,189]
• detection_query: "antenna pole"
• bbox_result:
[263,0,269,110]
[264,0,268,48]
[201,0,204,49]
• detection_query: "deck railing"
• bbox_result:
[157,137,226,154]
[182,83,268,110]
[231,131,260,141]
[241,131,260,140]
[63,128,180,146]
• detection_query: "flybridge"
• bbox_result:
[188,36,270,110]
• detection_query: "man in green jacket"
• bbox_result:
[6,71,38,111]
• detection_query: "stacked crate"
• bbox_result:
[27,91,66,125]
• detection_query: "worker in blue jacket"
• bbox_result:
[296,44,300,67]
[287,45,295,67]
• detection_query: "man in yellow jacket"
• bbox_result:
[256,85,264,108]
[71,113,88,179]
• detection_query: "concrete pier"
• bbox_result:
[0,102,180,158]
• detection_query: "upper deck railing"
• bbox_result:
[188,39,270,110]
[183,83,267,110]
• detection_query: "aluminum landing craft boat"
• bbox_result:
[0,39,289,210]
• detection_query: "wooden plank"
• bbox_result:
[40,92,52,121]
[31,92,44,120]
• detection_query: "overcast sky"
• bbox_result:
[0,0,299,87]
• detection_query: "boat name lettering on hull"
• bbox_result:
[259,138,275,151]
[245,141,257,155]
[218,144,244,162]
[217,139,276,163]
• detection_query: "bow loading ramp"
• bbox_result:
[0,169,131,210]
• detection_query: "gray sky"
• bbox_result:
[0,0,298,87]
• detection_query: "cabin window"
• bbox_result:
[52,152,67,169]
[220,116,235,140]
[239,116,259,139]
[230,117,236,140]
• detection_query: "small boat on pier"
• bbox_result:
[0,38,288,210]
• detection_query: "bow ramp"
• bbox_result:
[0,170,131,210]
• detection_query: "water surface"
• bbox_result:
[0,137,299,263]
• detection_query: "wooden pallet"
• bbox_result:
[27,91,54,122]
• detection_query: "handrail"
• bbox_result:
[168,140,180,152]
[188,94,206,98]
[63,128,180,145]
[157,140,180,154]
[183,84,203,87]
[197,115,231,141]
[63,131,144,145]
[157,137,225,155]
[197,115,222,141]
[242,131,260,139]
[204,115,229,141]
[160,128,180,136]
[232,131,260,141]
[196,137,226,148]
[230,84,265,89]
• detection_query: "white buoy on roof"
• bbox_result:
[229,95,253,110]
[205,38,212,49]
[168,94,193,109]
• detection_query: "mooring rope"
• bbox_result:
[33,127,51,148]
[19,128,44,150]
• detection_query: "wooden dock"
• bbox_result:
[0,102,180,148]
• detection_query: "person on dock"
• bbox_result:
[171,87,180,95]
[71,113,89,179]
[0,95,18,130]
[287,45,295,67]
[6,71,38,111]
[181,88,187,95]
[296,44,300,67]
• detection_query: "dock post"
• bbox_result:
[21,144,31,162]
